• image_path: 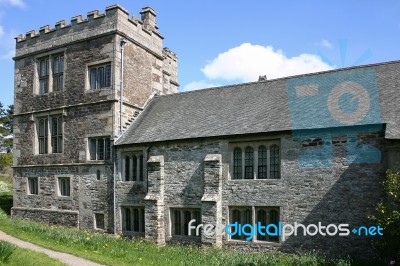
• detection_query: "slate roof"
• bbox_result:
[116,60,400,145]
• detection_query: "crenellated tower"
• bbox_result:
[12,4,178,231]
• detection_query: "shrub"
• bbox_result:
[370,165,400,259]
[0,153,12,172]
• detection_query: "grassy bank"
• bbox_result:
[0,210,358,266]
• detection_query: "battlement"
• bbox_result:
[14,4,164,58]
[163,47,178,60]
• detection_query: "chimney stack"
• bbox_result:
[140,7,157,30]
[258,75,267,81]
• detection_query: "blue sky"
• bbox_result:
[0,0,399,107]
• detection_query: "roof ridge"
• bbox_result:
[153,59,400,99]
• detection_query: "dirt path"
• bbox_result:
[0,230,103,266]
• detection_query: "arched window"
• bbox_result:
[132,155,137,181]
[270,145,280,179]
[258,145,267,179]
[257,210,267,240]
[244,147,254,179]
[125,156,130,181]
[233,148,242,179]
[269,209,279,241]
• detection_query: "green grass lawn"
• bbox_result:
[0,240,65,266]
[0,175,383,266]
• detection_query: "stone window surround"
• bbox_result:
[122,152,145,182]
[87,136,112,161]
[119,148,146,182]
[168,207,201,238]
[34,48,66,95]
[228,139,281,181]
[56,175,71,198]
[85,59,113,92]
[33,111,65,155]
[120,205,145,235]
[27,177,39,195]
[94,212,105,231]
[228,206,281,244]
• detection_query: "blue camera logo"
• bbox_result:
[286,68,381,168]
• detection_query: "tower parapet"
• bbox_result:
[162,47,179,93]
[15,5,165,59]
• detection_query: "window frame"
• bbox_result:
[228,206,281,243]
[27,177,39,195]
[36,115,63,155]
[52,54,65,91]
[38,57,49,95]
[88,137,112,161]
[121,206,145,234]
[88,63,112,90]
[51,116,63,154]
[36,53,65,95]
[94,213,105,230]
[122,152,145,182]
[57,177,71,197]
[230,140,281,180]
[170,208,201,237]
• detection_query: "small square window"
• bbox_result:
[58,177,70,196]
[27,177,38,195]
[94,213,105,230]
[96,170,101,180]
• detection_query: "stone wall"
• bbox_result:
[115,126,387,259]
[12,164,113,231]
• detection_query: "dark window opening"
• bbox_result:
[233,148,242,179]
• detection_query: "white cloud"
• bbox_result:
[0,25,3,38]
[181,81,220,92]
[319,39,333,48]
[202,43,333,82]
[0,0,26,8]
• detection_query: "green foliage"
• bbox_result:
[0,102,13,134]
[0,241,15,263]
[0,154,12,172]
[370,165,400,258]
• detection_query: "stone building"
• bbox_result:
[12,4,178,230]
[114,61,400,259]
[12,4,400,260]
